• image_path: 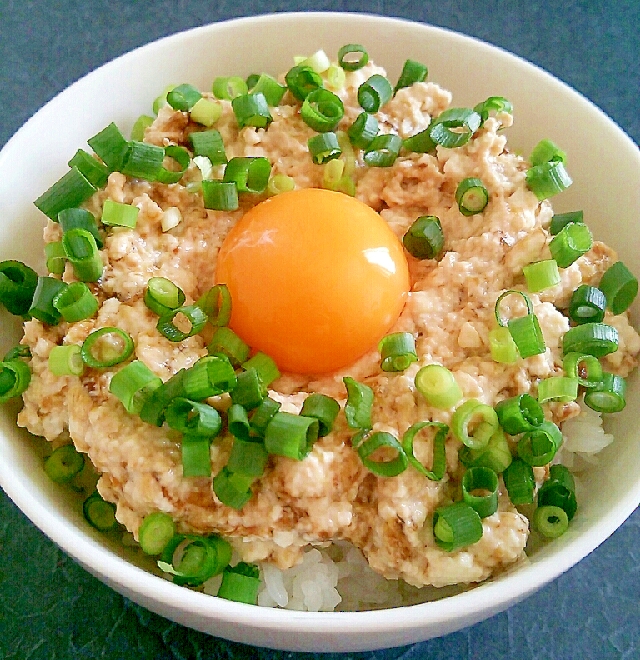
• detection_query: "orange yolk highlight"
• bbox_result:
[216,188,410,374]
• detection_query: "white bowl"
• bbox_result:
[0,12,638,653]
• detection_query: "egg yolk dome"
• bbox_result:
[216,188,410,374]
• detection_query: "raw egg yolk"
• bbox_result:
[216,188,410,374]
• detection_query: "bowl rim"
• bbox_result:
[1,9,639,645]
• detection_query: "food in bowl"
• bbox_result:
[2,42,638,612]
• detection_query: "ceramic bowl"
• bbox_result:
[0,12,638,653]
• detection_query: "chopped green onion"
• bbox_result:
[473,96,512,124]
[402,128,436,154]
[537,376,579,404]
[230,367,266,410]
[189,129,228,165]
[562,322,618,357]
[87,122,129,171]
[139,368,186,427]
[285,65,323,101]
[155,145,190,184]
[45,241,66,276]
[326,64,346,90]
[48,344,84,377]
[598,261,638,315]
[568,285,606,324]
[532,504,569,539]
[264,411,319,460]
[308,132,342,164]
[231,92,273,129]
[101,199,139,228]
[242,352,280,388]
[249,397,281,437]
[130,115,154,141]
[299,49,330,73]
[165,398,222,437]
[488,326,519,364]
[509,313,546,359]
[267,174,296,196]
[337,44,369,71]
[190,97,222,127]
[455,178,489,216]
[33,167,96,220]
[523,259,561,293]
[202,180,239,211]
[517,421,563,466]
[28,276,67,325]
[227,403,252,440]
[414,364,462,410]
[495,393,544,435]
[526,160,572,200]
[549,222,592,267]
[43,444,84,483]
[347,112,379,149]
[3,345,30,362]
[81,327,134,368]
[458,427,512,474]
[502,458,535,505]
[583,372,626,413]
[61,228,103,282]
[166,83,202,111]
[433,501,483,552]
[301,88,344,132]
[537,464,577,521]
[358,74,393,113]
[357,431,408,477]
[195,284,232,327]
[250,74,286,106]
[152,84,175,114]
[451,399,500,450]
[378,332,418,372]
[208,326,250,367]
[223,157,272,193]
[121,140,165,181]
[58,207,103,248]
[495,291,534,327]
[428,107,482,149]
[549,210,584,235]
[343,377,374,429]
[158,533,232,586]
[562,352,603,388]
[109,360,162,415]
[394,59,428,93]
[402,421,447,481]
[212,468,254,510]
[217,562,260,604]
[402,215,444,260]
[227,438,268,478]
[299,393,340,437]
[68,149,110,188]
[83,491,118,531]
[462,466,499,518]
[144,277,186,316]
[212,76,248,100]
[530,138,566,166]
[157,305,208,342]
[363,133,403,167]
[0,260,39,316]
[183,355,236,400]
[181,435,212,477]
[138,512,175,555]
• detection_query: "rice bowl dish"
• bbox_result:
[1,13,639,652]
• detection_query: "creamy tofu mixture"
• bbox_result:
[17,57,640,590]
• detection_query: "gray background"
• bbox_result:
[0,1,638,658]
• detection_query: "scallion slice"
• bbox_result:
[301,88,344,132]
[138,512,175,556]
[402,215,444,260]
[433,501,483,552]
[394,59,428,93]
[0,260,39,316]
[357,74,393,113]
[598,261,638,315]
[532,504,569,539]
[202,180,239,211]
[401,421,447,481]
[285,64,323,100]
[156,145,190,184]
[223,157,272,193]
[68,149,110,188]
[488,326,519,364]
[181,435,212,477]
[249,397,281,437]
[495,393,544,435]
[212,467,254,510]
[165,397,222,437]
[33,167,97,220]
[130,114,154,141]
[451,399,500,450]
[562,352,603,388]
[166,83,203,111]
[264,411,319,460]
[101,199,139,228]
[0,359,31,401]
[81,327,134,368]
[402,128,436,154]
[568,285,606,324]
[250,74,286,106]
[526,160,573,200]
[337,44,369,71]
[357,431,408,477]
[207,326,250,367]
[502,458,535,505]
[212,76,248,100]
[455,178,489,216]
[548,222,592,267]
[121,140,165,181]
[378,332,418,372]
[308,132,342,164]
[530,139,566,166]
[363,133,402,167]
[227,403,252,441]
[58,207,103,248]
[242,352,280,388]
[43,444,84,483]
[343,376,374,429]
[537,376,579,404]
[28,276,67,325]
[462,466,499,518]
[517,421,563,466]
[428,107,482,149]
[583,372,626,413]
[217,562,260,604]
[299,393,340,437]
[549,210,583,236]
[494,290,546,358]
[144,277,186,316]
[190,97,223,127]
[226,438,268,479]
[183,355,236,400]
[523,259,561,293]
[109,360,162,415]
[87,122,129,171]
[61,228,103,282]
[195,284,232,328]
[458,428,512,474]
[231,92,273,129]
[45,241,66,275]
[189,129,228,165]
[158,533,231,586]
[83,491,118,531]
[230,367,267,410]
[139,368,187,427]
[537,464,577,521]
[156,305,208,342]
[267,174,296,196]
[48,344,84,377]
[473,96,513,124]
[347,112,379,149]
[562,322,618,357]
[414,364,462,410]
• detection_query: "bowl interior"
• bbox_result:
[0,12,638,653]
